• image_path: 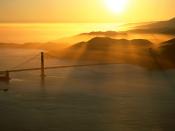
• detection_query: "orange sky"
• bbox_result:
[0,0,175,23]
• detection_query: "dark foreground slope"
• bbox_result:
[155,38,175,68]
[159,38,175,58]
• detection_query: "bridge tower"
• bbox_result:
[41,52,45,77]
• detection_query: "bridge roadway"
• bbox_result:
[0,63,121,74]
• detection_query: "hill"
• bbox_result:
[129,17,175,34]
[159,38,175,59]
[69,37,153,50]
[53,37,156,69]
[79,31,127,37]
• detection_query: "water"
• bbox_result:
[0,48,175,131]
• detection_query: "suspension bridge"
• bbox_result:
[0,32,166,82]
[0,52,122,82]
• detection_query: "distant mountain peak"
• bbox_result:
[130,17,175,34]
[164,38,175,42]
[68,37,153,51]
[161,38,175,46]
[168,17,175,22]
[87,37,133,47]
[88,37,115,42]
[79,31,127,37]
[159,38,175,61]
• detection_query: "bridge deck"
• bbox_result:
[0,63,120,73]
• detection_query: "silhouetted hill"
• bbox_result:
[69,37,153,51]
[161,38,175,47]
[159,38,175,60]
[137,17,175,29]
[130,39,153,47]
[79,31,127,37]
[129,17,175,34]
[0,43,21,48]
[54,37,157,69]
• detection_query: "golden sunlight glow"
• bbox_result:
[104,0,128,14]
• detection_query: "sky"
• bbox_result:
[0,0,175,23]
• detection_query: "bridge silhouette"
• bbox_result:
[0,52,121,81]
[0,47,168,83]
[1,48,175,93]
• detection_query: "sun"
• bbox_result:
[104,0,128,14]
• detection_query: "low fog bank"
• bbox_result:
[0,34,175,70]
[45,36,174,70]
[1,17,175,70]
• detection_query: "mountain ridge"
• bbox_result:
[129,17,175,34]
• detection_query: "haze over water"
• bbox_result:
[0,23,124,43]
[1,0,175,130]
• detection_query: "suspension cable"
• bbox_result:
[11,53,40,70]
